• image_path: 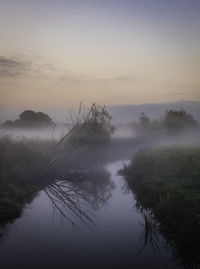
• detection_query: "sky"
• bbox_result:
[0,0,200,120]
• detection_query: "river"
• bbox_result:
[0,160,180,269]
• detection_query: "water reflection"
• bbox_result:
[123,179,200,269]
[0,166,114,241]
[0,223,9,245]
[138,211,162,253]
[0,160,181,269]
[44,167,114,231]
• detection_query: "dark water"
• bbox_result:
[0,161,180,269]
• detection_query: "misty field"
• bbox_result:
[0,106,200,269]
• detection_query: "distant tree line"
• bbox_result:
[135,109,199,133]
[1,110,55,128]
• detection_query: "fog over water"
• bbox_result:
[0,104,200,269]
[0,161,180,269]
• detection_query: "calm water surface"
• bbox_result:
[0,161,180,269]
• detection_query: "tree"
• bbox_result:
[134,109,199,134]
[162,109,198,131]
[134,112,152,133]
[68,104,115,143]
[139,113,150,127]
[19,110,36,121]
[2,110,55,128]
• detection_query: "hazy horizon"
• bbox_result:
[1,100,200,124]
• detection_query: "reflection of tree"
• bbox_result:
[125,183,200,269]
[0,217,18,245]
[44,167,114,231]
[0,223,9,244]
[0,167,114,242]
[137,206,200,269]
[137,210,162,253]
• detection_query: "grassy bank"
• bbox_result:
[120,147,200,268]
[0,137,55,221]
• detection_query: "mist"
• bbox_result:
[1,102,200,269]
[1,0,200,267]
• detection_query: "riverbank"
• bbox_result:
[0,137,55,221]
[120,146,200,268]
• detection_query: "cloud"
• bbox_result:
[0,56,30,78]
[166,91,185,96]
[59,74,138,86]
[114,76,136,81]
[0,55,64,79]
[0,54,137,86]
[0,57,23,68]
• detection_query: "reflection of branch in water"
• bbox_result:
[44,182,95,232]
[138,209,163,254]
[0,223,9,244]
[44,168,114,231]
[122,180,164,254]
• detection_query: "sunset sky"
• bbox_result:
[0,0,200,119]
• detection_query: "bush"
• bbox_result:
[134,109,199,134]
[67,104,115,144]
[162,109,198,131]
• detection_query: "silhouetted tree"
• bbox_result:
[162,109,198,131]
[19,110,36,121]
[1,110,55,128]
[139,112,150,127]
[65,103,115,144]
[134,109,198,134]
